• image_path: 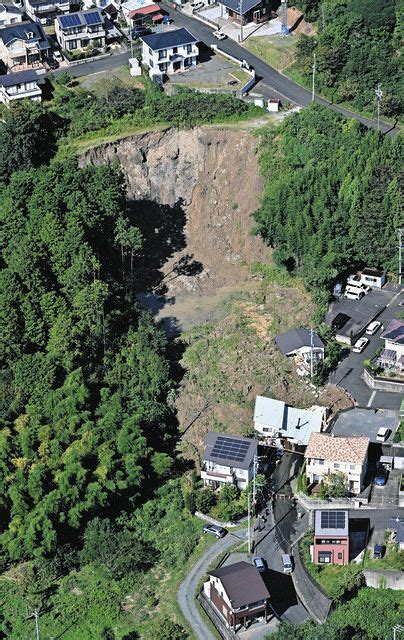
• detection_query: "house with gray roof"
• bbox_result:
[218,0,271,26]
[275,328,324,373]
[253,395,327,445]
[201,431,258,489]
[0,3,23,26]
[140,28,198,77]
[205,561,270,631]
[25,0,72,25]
[0,69,42,104]
[388,516,404,550]
[0,21,50,71]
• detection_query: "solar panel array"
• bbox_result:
[84,11,102,25]
[59,13,81,28]
[210,436,250,463]
[321,511,346,530]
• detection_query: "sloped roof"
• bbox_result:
[0,69,39,86]
[0,20,49,47]
[315,510,349,537]
[129,2,160,17]
[141,27,196,50]
[209,562,270,608]
[202,432,258,470]
[388,517,404,542]
[305,432,369,465]
[254,396,325,445]
[275,328,324,355]
[219,0,262,15]
[0,3,23,14]
[381,319,404,345]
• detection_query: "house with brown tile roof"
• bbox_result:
[305,432,369,494]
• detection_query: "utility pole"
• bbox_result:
[247,490,251,553]
[393,624,404,640]
[252,453,258,507]
[281,0,289,36]
[239,0,243,43]
[375,84,382,131]
[28,609,40,640]
[398,228,404,285]
[311,52,316,102]
[310,328,314,379]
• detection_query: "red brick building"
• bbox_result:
[313,510,349,565]
[206,561,271,631]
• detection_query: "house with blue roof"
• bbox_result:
[55,9,106,53]
[0,69,42,104]
[140,27,198,77]
[0,20,50,71]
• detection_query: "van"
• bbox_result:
[345,289,364,300]
[346,284,370,296]
[376,427,390,442]
[281,554,293,574]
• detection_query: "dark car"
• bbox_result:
[252,556,266,573]
[332,313,350,330]
[203,524,227,538]
[131,26,152,38]
[374,467,388,486]
[373,544,385,559]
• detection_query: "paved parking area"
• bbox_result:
[369,469,401,507]
[331,407,400,443]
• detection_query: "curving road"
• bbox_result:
[178,528,247,640]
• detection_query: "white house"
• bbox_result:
[253,396,327,445]
[24,0,71,25]
[0,69,42,103]
[140,27,198,77]
[55,9,106,54]
[379,319,404,372]
[0,21,50,71]
[275,328,325,373]
[0,3,23,26]
[200,432,258,490]
[305,432,369,495]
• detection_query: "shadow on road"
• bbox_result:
[262,569,298,617]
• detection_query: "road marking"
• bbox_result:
[367,391,376,407]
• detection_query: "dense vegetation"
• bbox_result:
[291,0,401,116]
[254,105,402,308]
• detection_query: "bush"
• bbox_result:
[195,487,217,513]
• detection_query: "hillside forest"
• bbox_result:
[291,0,402,117]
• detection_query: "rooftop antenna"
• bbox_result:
[281,0,289,36]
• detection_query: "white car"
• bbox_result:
[213,30,227,40]
[366,321,382,336]
[352,336,369,353]
[191,1,204,8]
[376,427,390,442]
[53,50,63,62]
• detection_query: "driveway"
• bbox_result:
[177,528,247,640]
[369,469,401,508]
[329,285,404,409]
[331,408,400,443]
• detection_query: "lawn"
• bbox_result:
[244,35,298,71]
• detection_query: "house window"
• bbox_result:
[158,49,167,59]
[148,47,153,56]
[186,44,192,54]
[69,40,77,50]
[149,58,153,68]
[173,46,177,53]
[318,551,331,563]
[222,605,227,616]
[350,465,355,470]
[338,553,343,560]
[334,463,340,469]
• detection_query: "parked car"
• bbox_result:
[332,313,350,330]
[281,554,293,574]
[398,300,404,307]
[203,524,227,538]
[374,467,388,486]
[191,1,204,9]
[376,427,390,442]
[213,30,227,40]
[352,336,369,353]
[252,556,266,573]
[53,50,63,62]
[366,321,382,335]
[132,26,152,38]
[373,544,385,559]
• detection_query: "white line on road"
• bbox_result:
[367,391,376,407]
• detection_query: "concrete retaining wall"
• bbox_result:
[363,368,404,393]
[363,569,404,590]
[195,511,247,528]
[291,544,333,623]
[297,493,369,515]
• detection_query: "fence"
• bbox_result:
[363,368,404,394]
[296,493,370,514]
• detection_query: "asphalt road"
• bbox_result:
[329,286,404,410]
[177,527,247,640]
[56,8,399,136]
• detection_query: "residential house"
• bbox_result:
[55,9,106,54]
[217,0,271,25]
[140,28,198,76]
[0,3,23,26]
[253,396,327,445]
[0,68,41,103]
[275,328,325,374]
[312,510,350,565]
[379,319,404,372]
[360,267,386,289]
[24,0,72,25]
[121,0,156,24]
[205,561,270,631]
[305,432,369,495]
[200,432,258,490]
[0,21,50,71]
[388,517,404,551]
[129,2,163,25]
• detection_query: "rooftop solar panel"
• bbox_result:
[60,13,81,28]
[210,435,250,463]
[320,511,346,530]
[84,10,102,25]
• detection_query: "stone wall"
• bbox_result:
[363,368,404,393]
